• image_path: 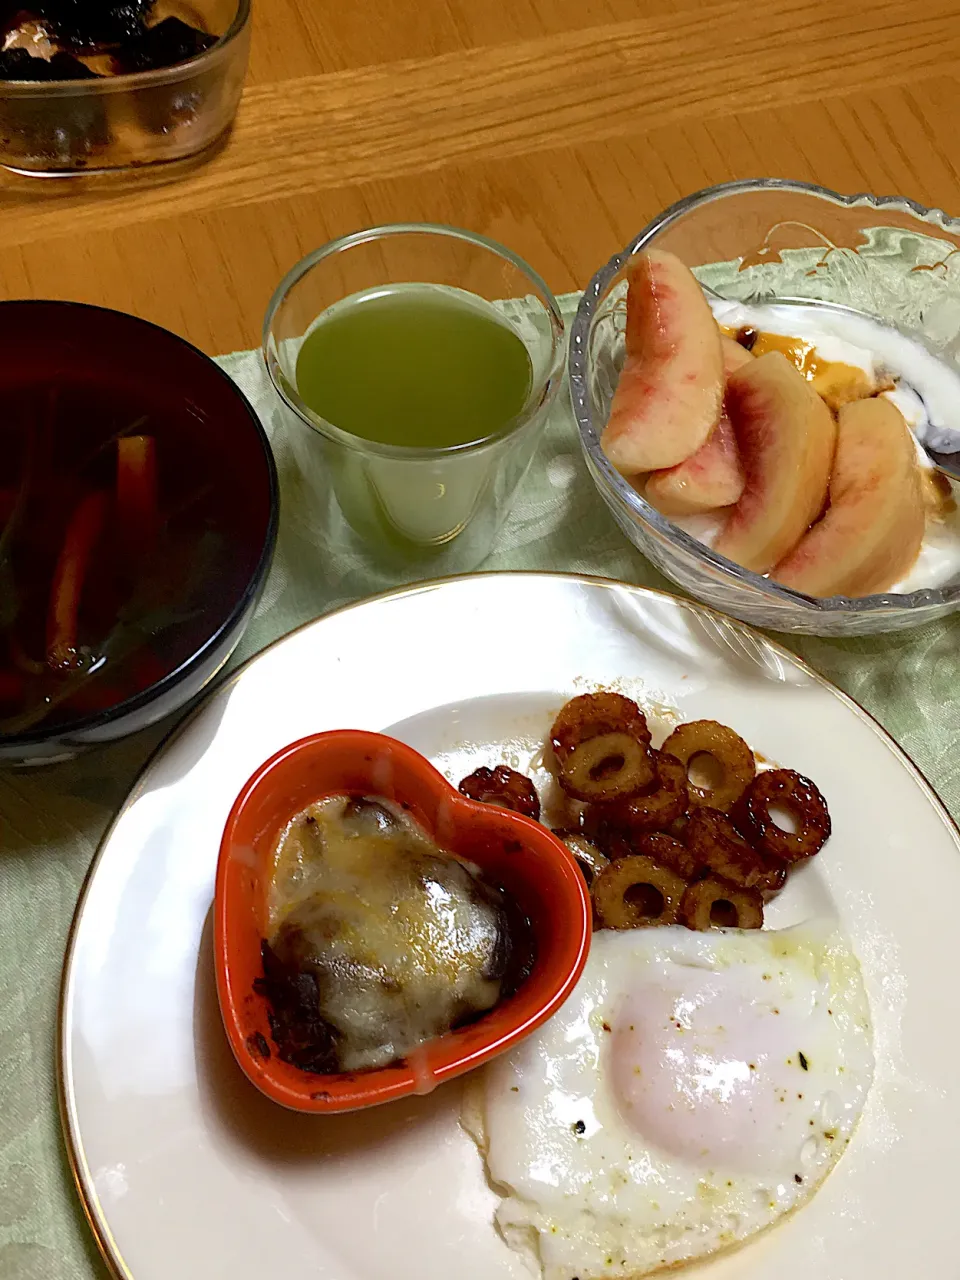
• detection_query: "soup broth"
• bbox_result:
[0,375,252,734]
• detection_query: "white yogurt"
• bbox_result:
[667,300,960,593]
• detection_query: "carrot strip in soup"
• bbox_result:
[46,490,108,671]
[116,435,158,556]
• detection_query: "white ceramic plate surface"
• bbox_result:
[60,573,960,1280]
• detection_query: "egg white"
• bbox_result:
[463,922,873,1280]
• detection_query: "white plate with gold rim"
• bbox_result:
[60,572,960,1280]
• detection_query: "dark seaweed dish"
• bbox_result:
[0,2,217,81]
[257,796,535,1074]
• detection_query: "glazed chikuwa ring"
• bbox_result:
[632,831,704,881]
[585,752,689,837]
[550,692,651,761]
[661,720,756,812]
[458,765,541,821]
[557,732,655,802]
[736,769,831,862]
[684,806,765,887]
[592,855,686,929]
[555,831,610,887]
[680,877,764,931]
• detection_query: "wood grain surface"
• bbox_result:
[1,0,959,353]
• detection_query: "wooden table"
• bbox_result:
[1,0,959,355]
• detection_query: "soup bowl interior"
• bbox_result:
[0,300,277,764]
[215,729,592,1114]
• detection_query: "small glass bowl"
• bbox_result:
[569,178,960,636]
[0,0,250,175]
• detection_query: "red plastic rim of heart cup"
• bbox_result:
[214,729,592,1113]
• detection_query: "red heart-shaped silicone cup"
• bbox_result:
[215,729,591,1113]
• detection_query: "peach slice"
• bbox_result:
[772,397,924,597]
[644,417,744,515]
[601,250,724,474]
[645,337,750,516]
[714,352,836,574]
[720,334,756,378]
[744,331,879,410]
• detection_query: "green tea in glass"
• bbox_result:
[296,285,533,450]
[263,225,564,564]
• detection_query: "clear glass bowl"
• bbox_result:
[569,178,960,635]
[0,0,250,175]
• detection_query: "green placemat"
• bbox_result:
[2,292,959,1280]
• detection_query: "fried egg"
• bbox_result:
[463,922,873,1279]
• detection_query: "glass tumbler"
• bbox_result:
[262,224,565,578]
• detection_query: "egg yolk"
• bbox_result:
[611,966,821,1174]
